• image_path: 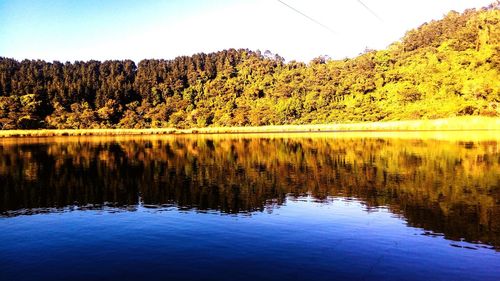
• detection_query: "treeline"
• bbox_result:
[0,5,499,129]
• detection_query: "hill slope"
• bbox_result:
[0,4,499,129]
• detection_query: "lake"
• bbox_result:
[0,132,499,281]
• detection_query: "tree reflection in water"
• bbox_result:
[0,134,499,248]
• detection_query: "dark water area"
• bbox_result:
[0,133,499,281]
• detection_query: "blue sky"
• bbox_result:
[0,0,493,62]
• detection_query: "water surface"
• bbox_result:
[1,133,499,281]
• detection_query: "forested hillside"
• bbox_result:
[0,4,498,129]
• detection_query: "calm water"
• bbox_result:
[0,133,499,281]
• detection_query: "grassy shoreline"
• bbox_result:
[0,116,499,138]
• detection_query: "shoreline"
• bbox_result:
[1,116,499,138]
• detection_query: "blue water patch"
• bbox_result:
[1,198,498,281]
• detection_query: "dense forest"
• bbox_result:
[0,4,499,129]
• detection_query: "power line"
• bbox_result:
[356,0,383,22]
[276,0,336,34]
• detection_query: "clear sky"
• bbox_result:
[0,0,494,63]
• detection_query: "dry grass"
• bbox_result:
[0,116,499,138]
